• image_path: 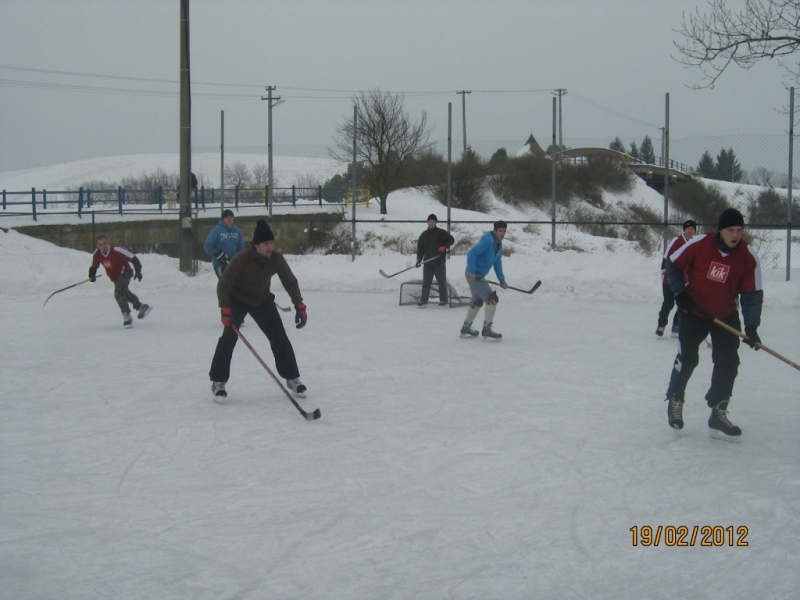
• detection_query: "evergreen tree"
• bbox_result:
[629,141,640,161]
[640,135,656,165]
[609,137,626,153]
[715,147,743,182]
[697,151,716,179]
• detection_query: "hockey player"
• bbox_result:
[415,214,455,307]
[663,208,763,442]
[88,235,152,328]
[461,220,508,340]
[209,220,308,403]
[656,219,696,337]
[204,209,245,279]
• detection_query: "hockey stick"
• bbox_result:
[275,303,291,313]
[712,318,800,372]
[480,278,542,295]
[231,324,321,420]
[379,254,444,278]
[43,275,102,307]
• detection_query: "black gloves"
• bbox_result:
[744,325,761,350]
[674,292,695,315]
[134,270,143,282]
[88,267,97,282]
[294,303,307,329]
[213,250,229,268]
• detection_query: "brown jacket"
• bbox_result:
[217,246,303,308]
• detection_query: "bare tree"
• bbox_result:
[224,161,252,189]
[332,89,432,214]
[675,0,800,88]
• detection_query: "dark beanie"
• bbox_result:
[252,219,274,244]
[718,208,744,231]
[427,214,438,222]
[221,209,234,219]
[682,219,697,230]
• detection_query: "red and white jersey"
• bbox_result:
[91,245,137,282]
[661,232,691,284]
[668,233,761,321]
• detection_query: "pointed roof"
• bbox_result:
[526,134,546,157]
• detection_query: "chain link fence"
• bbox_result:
[2,134,797,281]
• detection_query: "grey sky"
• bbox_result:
[0,0,793,172]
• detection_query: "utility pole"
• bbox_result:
[457,90,471,153]
[261,86,282,220]
[179,0,193,274]
[220,110,224,211]
[553,88,567,159]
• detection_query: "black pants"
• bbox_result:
[420,260,448,304]
[209,295,299,383]
[666,311,741,407]
[657,283,678,329]
[114,271,141,314]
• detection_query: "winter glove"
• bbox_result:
[213,250,229,267]
[88,267,97,282]
[294,302,307,329]
[134,270,143,282]
[674,291,695,315]
[438,245,447,253]
[220,307,234,328]
[744,325,761,350]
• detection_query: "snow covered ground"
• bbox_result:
[2,224,799,598]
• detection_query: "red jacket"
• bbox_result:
[661,233,690,285]
[666,233,762,324]
[90,245,141,282]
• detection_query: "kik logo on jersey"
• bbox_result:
[707,261,730,283]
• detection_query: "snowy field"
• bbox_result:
[2,225,800,599]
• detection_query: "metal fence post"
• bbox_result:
[78,187,83,218]
[318,185,322,206]
[118,186,123,215]
[43,189,47,210]
[292,185,296,207]
[31,187,37,221]
[787,87,794,282]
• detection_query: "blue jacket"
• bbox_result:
[204,220,245,268]
[466,230,505,283]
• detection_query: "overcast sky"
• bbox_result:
[0,0,794,172]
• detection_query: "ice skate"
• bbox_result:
[671,323,679,338]
[708,401,742,443]
[211,382,227,404]
[122,312,133,328]
[655,325,665,337]
[666,395,684,430]
[286,377,307,398]
[481,322,502,340]
[137,303,152,319]
[460,323,479,338]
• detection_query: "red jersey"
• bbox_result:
[91,245,138,282]
[661,232,690,284]
[668,233,762,321]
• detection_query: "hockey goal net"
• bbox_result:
[399,280,470,307]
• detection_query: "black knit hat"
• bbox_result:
[718,208,744,231]
[682,219,697,231]
[252,219,274,244]
[427,214,438,222]
[221,209,234,219]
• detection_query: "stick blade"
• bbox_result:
[527,280,542,294]
[305,408,322,420]
[379,269,392,278]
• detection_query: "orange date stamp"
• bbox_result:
[630,525,749,547]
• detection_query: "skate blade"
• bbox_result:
[709,429,742,443]
[213,395,225,404]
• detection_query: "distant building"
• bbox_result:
[525,134,546,157]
